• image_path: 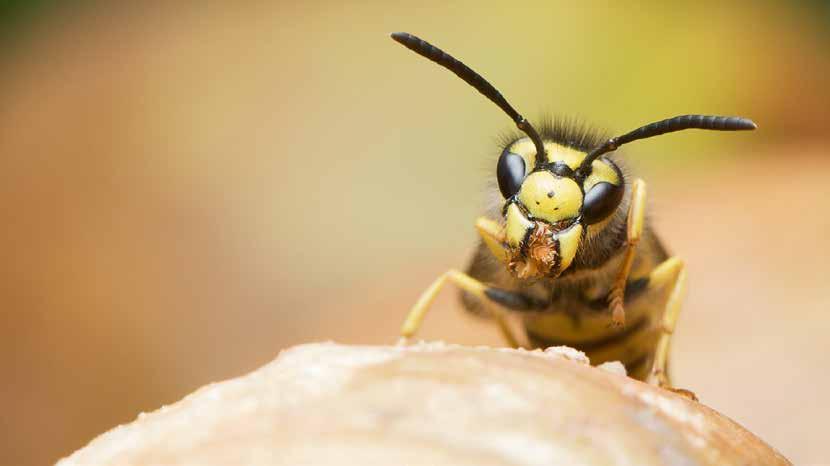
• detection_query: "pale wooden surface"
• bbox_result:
[56,343,790,466]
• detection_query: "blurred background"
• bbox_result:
[1,1,828,464]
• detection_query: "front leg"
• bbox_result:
[475,216,510,264]
[400,217,544,347]
[608,178,647,327]
[400,269,545,347]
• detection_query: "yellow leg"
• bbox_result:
[475,216,509,264]
[642,257,696,399]
[475,216,522,347]
[401,269,483,338]
[400,268,522,347]
[494,311,521,349]
[608,178,647,327]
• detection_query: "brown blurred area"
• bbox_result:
[1,2,828,465]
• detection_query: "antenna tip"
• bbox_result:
[736,117,758,130]
[390,32,410,43]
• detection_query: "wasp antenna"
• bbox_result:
[577,115,757,176]
[390,32,546,163]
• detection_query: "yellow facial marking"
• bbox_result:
[555,223,583,271]
[507,138,536,169]
[583,159,621,192]
[505,203,533,248]
[507,139,588,170]
[518,172,583,224]
[547,145,586,169]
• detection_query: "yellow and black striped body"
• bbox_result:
[462,122,672,380]
[521,234,669,381]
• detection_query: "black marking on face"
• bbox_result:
[551,162,574,177]
[550,234,562,278]
[519,222,534,256]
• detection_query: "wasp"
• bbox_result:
[391,32,756,392]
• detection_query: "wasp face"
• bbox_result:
[497,138,624,280]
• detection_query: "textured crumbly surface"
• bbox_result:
[57,342,791,466]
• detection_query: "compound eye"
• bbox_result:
[582,182,624,224]
[496,151,526,199]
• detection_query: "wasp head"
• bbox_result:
[498,138,624,280]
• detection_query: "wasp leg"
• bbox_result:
[493,311,521,349]
[400,269,543,347]
[608,178,647,327]
[475,216,509,264]
[642,257,697,400]
[474,216,524,347]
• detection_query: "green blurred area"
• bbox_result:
[1,2,828,465]
[0,0,47,40]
